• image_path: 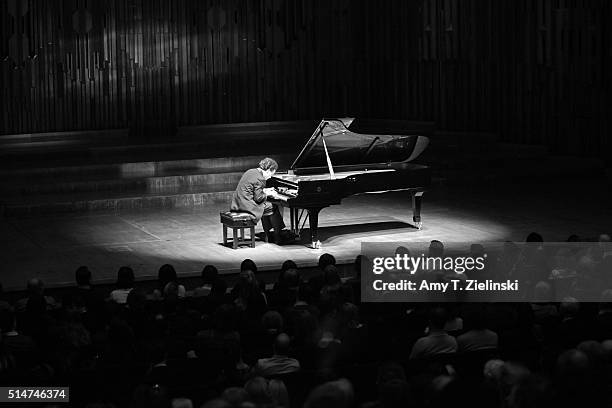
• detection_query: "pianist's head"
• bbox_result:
[259,157,279,180]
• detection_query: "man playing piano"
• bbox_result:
[230,157,290,244]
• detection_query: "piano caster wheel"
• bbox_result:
[311,240,321,249]
[415,222,422,230]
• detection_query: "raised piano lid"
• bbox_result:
[289,118,429,173]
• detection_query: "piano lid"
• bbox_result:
[290,118,429,170]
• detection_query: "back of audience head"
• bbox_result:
[394,246,410,257]
[75,266,92,286]
[304,378,354,408]
[163,281,180,300]
[526,232,543,242]
[241,259,258,274]
[201,265,219,284]
[220,387,249,407]
[201,399,231,408]
[261,311,283,334]
[172,398,194,408]
[428,240,444,257]
[556,349,590,379]
[158,264,178,289]
[281,260,297,273]
[273,333,291,356]
[244,377,289,408]
[318,253,336,270]
[244,377,273,405]
[566,234,580,242]
[577,340,606,367]
[27,278,44,295]
[116,266,135,289]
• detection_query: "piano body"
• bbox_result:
[267,118,431,248]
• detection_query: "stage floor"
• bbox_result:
[1,179,610,290]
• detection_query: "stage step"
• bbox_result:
[0,154,294,187]
[1,122,604,217]
[1,189,235,217]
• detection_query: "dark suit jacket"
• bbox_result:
[231,168,267,221]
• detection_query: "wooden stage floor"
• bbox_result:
[1,179,610,291]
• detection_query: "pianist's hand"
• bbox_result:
[263,187,276,196]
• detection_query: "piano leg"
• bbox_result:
[412,192,424,229]
[289,208,296,234]
[307,208,322,249]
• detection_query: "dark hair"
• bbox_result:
[202,265,219,284]
[157,264,177,289]
[395,246,411,256]
[318,253,336,270]
[281,260,298,272]
[526,232,543,242]
[241,259,258,273]
[279,260,298,284]
[259,157,279,172]
[273,333,291,355]
[116,266,135,289]
[75,266,92,286]
[428,240,444,257]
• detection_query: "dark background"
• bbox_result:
[1,0,611,157]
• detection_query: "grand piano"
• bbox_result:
[267,118,431,248]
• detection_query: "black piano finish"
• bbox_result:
[267,118,431,248]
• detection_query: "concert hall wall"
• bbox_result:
[1,0,610,156]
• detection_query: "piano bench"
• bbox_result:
[220,211,257,249]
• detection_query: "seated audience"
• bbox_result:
[152,264,186,299]
[252,333,300,377]
[2,234,612,408]
[456,307,498,352]
[193,265,219,297]
[409,307,458,359]
[15,278,57,312]
[109,266,135,304]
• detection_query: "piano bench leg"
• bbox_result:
[232,228,238,249]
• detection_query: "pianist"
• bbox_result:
[230,157,288,244]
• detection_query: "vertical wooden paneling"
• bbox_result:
[0,0,610,156]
